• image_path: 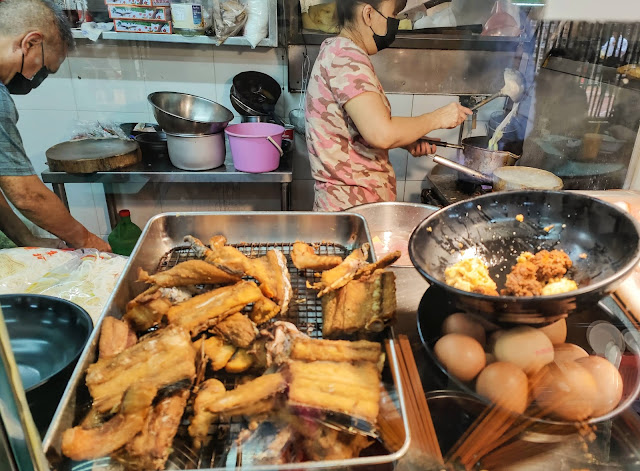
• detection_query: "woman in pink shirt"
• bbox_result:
[305,0,472,211]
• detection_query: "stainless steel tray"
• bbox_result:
[44,212,411,470]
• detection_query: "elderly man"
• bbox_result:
[0,0,110,251]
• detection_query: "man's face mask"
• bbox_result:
[6,43,49,95]
[370,6,399,52]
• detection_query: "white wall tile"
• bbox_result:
[91,183,109,235]
[14,109,80,177]
[395,181,405,202]
[139,43,217,102]
[403,179,430,203]
[65,183,101,235]
[212,47,286,120]
[406,153,438,181]
[68,41,147,113]
[12,61,76,111]
[291,179,315,211]
[389,148,408,180]
[112,183,163,229]
[387,94,413,117]
[412,94,460,117]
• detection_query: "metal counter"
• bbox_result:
[41,155,293,229]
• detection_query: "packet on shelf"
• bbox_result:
[107,5,171,21]
[114,18,172,33]
[105,0,171,6]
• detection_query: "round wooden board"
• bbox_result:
[46,138,141,173]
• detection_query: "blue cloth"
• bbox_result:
[0,82,35,176]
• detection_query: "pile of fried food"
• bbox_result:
[445,249,578,297]
[60,236,400,470]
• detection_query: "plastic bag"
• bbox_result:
[210,0,247,44]
[69,120,131,141]
[244,0,269,48]
[0,248,77,293]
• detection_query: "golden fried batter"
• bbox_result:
[291,242,343,271]
[124,286,173,332]
[188,378,226,449]
[193,336,237,371]
[250,297,281,325]
[99,317,137,360]
[137,260,241,287]
[213,312,258,348]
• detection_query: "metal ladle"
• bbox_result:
[470,68,525,111]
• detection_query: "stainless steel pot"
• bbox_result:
[422,136,520,180]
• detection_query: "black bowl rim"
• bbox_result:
[0,294,93,392]
[147,91,234,126]
[408,190,640,305]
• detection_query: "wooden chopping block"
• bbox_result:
[46,138,141,173]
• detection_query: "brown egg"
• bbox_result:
[533,361,598,421]
[538,319,567,345]
[476,362,529,414]
[554,343,589,363]
[494,327,554,375]
[576,356,623,416]
[442,313,486,346]
[434,334,486,382]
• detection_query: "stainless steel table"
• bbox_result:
[41,156,293,229]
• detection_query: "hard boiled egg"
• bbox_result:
[442,313,486,346]
[533,361,598,421]
[554,343,589,363]
[494,327,554,375]
[538,319,567,345]
[575,356,623,416]
[476,362,529,414]
[434,333,486,382]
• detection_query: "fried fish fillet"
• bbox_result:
[193,336,237,371]
[224,348,254,373]
[290,338,382,364]
[62,382,157,461]
[188,378,226,449]
[322,269,397,338]
[119,389,190,471]
[250,297,281,325]
[291,242,342,271]
[213,312,258,348]
[137,259,241,287]
[99,317,137,360]
[124,286,173,332]
[310,244,370,296]
[286,360,381,424]
[86,325,195,414]
[204,373,286,417]
[167,281,263,336]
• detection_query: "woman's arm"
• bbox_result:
[344,92,471,150]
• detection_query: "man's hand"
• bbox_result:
[81,232,111,253]
[404,140,438,157]
[23,236,67,249]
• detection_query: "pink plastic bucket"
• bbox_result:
[225,122,285,173]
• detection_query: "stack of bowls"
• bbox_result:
[148,91,234,171]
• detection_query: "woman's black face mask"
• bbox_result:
[6,43,50,95]
[370,6,399,52]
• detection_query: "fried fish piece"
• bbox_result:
[99,317,137,360]
[193,336,237,371]
[291,242,343,271]
[310,244,370,296]
[225,348,254,373]
[250,297,281,325]
[137,260,241,287]
[167,281,263,336]
[62,382,158,461]
[290,338,382,364]
[119,389,190,471]
[124,286,173,332]
[204,373,286,417]
[188,378,226,449]
[286,360,381,425]
[322,269,397,338]
[213,312,258,348]
[86,325,195,414]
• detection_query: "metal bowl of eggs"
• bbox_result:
[408,190,640,323]
[417,284,640,426]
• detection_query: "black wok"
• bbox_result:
[408,190,640,321]
[0,294,93,434]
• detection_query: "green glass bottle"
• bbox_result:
[108,209,142,256]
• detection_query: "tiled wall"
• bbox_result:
[12,40,506,239]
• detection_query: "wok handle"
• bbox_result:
[419,138,463,150]
[431,155,493,184]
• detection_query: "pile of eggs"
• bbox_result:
[434,314,625,421]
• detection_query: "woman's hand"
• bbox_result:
[431,103,473,129]
[405,140,437,157]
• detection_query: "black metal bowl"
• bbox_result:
[0,294,93,433]
[408,190,640,322]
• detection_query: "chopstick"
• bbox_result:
[385,336,443,463]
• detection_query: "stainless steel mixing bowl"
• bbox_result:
[148,91,234,135]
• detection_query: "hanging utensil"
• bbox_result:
[470,68,525,111]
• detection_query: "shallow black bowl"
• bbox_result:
[409,190,640,322]
[0,294,93,433]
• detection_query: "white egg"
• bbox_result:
[494,327,554,375]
